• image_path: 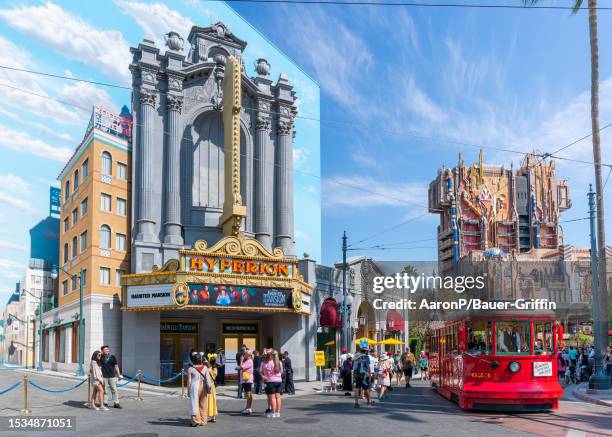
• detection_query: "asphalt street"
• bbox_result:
[0,368,610,437]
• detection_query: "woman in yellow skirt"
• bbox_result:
[207,355,218,422]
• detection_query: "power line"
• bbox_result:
[2,69,611,169]
[348,212,430,248]
[560,217,589,223]
[0,65,131,90]
[202,0,612,10]
[349,246,437,250]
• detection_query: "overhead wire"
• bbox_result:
[201,0,612,10]
[2,65,611,169]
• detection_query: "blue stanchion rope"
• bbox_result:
[117,374,140,387]
[28,378,87,393]
[0,381,21,395]
[141,372,182,384]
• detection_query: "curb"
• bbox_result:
[572,390,612,407]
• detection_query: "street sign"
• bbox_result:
[314,350,325,367]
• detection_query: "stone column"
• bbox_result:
[275,119,294,256]
[255,116,272,248]
[137,88,158,242]
[164,94,183,245]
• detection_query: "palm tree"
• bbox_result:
[525,0,609,389]
[403,264,418,277]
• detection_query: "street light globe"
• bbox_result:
[50,267,59,280]
[344,293,354,307]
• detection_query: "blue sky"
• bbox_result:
[0,1,611,308]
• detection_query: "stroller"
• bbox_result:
[565,365,579,385]
[579,364,592,382]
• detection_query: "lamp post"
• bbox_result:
[342,231,350,350]
[587,185,610,390]
[20,288,44,372]
[51,266,85,377]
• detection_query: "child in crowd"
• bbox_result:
[329,367,339,391]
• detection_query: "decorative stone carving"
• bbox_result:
[277,120,293,136]
[192,236,286,260]
[256,117,271,132]
[168,77,182,91]
[151,258,180,272]
[166,94,183,113]
[139,89,157,107]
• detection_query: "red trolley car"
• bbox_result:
[428,309,563,411]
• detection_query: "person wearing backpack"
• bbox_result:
[352,341,374,408]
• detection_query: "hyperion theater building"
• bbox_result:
[121,22,317,381]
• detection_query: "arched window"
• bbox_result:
[101,151,112,176]
[100,225,111,249]
[72,236,77,258]
[64,180,70,201]
[73,169,79,190]
[63,243,69,263]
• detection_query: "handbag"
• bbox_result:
[242,370,251,381]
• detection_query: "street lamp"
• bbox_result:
[20,288,44,372]
[50,266,85,377]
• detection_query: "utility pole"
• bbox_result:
[588,185,610,390]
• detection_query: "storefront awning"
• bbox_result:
[386,309,404,332]
[320,298,341,328]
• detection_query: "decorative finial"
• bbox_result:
[255,58,270,76]
[164,31,184,51]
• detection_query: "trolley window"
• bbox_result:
[467,321,492,355]
[496,321,530,355]
[534,321,554,355]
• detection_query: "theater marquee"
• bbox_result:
[121,235,312,315]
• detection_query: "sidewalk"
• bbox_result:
[572,382,612,407]
[3,365,327,399]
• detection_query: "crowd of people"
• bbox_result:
[557,345,612,385]
[335,341,429,408]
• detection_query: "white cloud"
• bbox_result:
[0,192,33,212]
[0,240,27,252]
[276,5,373,113]
[295,229,309,242]
[0,2,131,84]
[0,36,81,125]
[0,174,31,195]
[116,1,194,50]
[0,107,73,141]
[323,175,428,209]
[402,75,448,124]
[0,258,25,272]
[58,81,116,116]
[0,123,72,162]
[302,184,316,193]
[293,146,311,170]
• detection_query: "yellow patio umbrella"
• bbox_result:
[323,340,335,346]
[355,337,378,346]
[379,338,405,345]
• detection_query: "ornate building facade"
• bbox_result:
[429,151,571,276]
[130,23,297,274]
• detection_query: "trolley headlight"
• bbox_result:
[508,361,521,373]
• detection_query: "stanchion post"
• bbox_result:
[20,374,31,414]
[135,370,143,401]
[180,370,186,399]
[86,374,91,408]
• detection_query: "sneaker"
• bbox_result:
[265,411,274,418]
[240,409,252,416]
[101,406,109,411]
[114,403,122,409]
[92,406,100,411]
[264,408,272,415]
[273,412,280,418]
